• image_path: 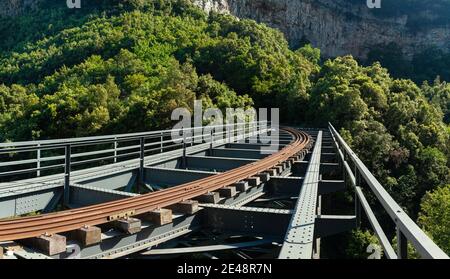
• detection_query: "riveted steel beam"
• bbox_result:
[184,156,257,172]
[201,204,292,240]
[208,148,269,160]
[279,131,322,259]
[143,167,217,187]
[69,184,139,208]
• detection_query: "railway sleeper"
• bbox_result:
[167,200,199,215]
[18,234,67,256]
[232,181,249,192]
[274,165,284,173]
[70,226,102,247]
[256,172,271,183]
[113,217,142,235]
[138,209,173,226]
[266,169,277,176]
[216,186,237,198]
[245,176,261,187]
[194,192,220,204]
[270,168,280,176]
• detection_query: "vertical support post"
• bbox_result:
[182,130,187,169]
[342,150,348,186]
[114,137,118,163]
[138,137,145,193]
[160,132,164,154]
[209,129,213,154]
[355,194,362,228]
[257,122,260,143]
[355,168,361,227]
[64,144,71,206]
[397,228,408,259]
[230,123,234,143]
[252,122,255,138]
[314,194,322,259]
[36,143,41,177]
[338,149,343,171]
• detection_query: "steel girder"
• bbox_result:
[278,131,323,259]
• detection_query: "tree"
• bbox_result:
[346,229,382,259]
[416,148,449,195]
[418,185,450,255]
[308,56,369,127]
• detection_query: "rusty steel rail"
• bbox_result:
[0,128,311,241]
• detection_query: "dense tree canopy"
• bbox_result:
[367,45,450,84]
[418,185,450,255]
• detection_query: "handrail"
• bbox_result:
[0,121,266,148]
[0,121,270,182]
[329,122,449,259]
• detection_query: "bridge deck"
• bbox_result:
[0,123,447,259]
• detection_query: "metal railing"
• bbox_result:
[329,123,448,259]
[0,121,270,201]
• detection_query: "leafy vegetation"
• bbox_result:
[346,230,382,259]
[418,185,450,255]
[367,44,450,84]
[0,0,449,257]
[0,0,257,140]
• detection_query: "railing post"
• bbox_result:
[210,129,213,154]
[355,194,362,228]
[355,167,362,227]
[36,143,41,177]
[114,137,118,163]
[138,137,145,193]
[64,144,71,206]
[160,132,164,153]
[182,130,187,169]
[342,152,347,186]
[397,228,408,259]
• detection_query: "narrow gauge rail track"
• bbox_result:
[0,128,311,241]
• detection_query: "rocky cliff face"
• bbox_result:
[193,0,450,59]
[2,0,449,59]
[0,0,43,17]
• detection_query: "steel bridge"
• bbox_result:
[0,122,447,259]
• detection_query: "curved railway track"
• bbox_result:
[0,128,311,241]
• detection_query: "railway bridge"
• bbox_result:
[0,122,447,259]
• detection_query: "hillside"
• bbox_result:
[2,0,450,83]
[195,0,450,58]
[0,0,448,256]
[194,0,450,83]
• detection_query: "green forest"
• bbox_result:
[0,0,449,257]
